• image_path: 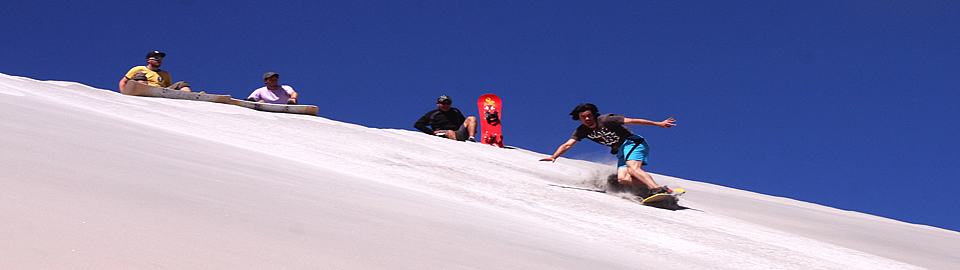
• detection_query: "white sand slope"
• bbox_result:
[1,73,958,269]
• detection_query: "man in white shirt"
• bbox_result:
[247,72,299,104]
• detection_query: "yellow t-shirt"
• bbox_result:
[124,66,172,87]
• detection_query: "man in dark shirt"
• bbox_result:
[414,95,477,142]
[540,103,677,196]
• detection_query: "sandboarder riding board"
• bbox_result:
[123,82,233,104]
[477,93,503,148]
[641,188,686,204]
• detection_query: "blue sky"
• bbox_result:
[3,1,958,232]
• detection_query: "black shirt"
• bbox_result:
[570,114,637,154]
[414,108,467,134]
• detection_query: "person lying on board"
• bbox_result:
[119,50,191,94]
[246,72,299,105]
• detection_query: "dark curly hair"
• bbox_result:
[569,103,599,120]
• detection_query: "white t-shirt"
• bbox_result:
[247,85,295,104]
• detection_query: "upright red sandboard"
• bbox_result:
[477,94,503,148]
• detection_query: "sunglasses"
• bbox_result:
[148,57,164,60]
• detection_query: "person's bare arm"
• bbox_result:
[287,90,299,104]
[118,77,129,94]
[539,139,579,162]
[624,117,676,128]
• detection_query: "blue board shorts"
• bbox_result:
[617,135,649,168]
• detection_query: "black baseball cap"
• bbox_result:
[437,95,452,103]
[146,51,166,59]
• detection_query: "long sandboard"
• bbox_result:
[123,82,233,104]
[229,99,319,116]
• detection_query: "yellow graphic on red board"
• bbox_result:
[483,97,497,110]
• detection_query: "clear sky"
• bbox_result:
[3,1,958,232]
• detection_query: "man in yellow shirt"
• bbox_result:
[118,51,191,94]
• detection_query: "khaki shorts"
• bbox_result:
[453,124,469,141]
[167,81,191,90]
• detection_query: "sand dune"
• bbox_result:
[1,73,957,269]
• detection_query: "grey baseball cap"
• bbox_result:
[263,72,279,80]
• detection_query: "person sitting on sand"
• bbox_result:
[414,95,477,142]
